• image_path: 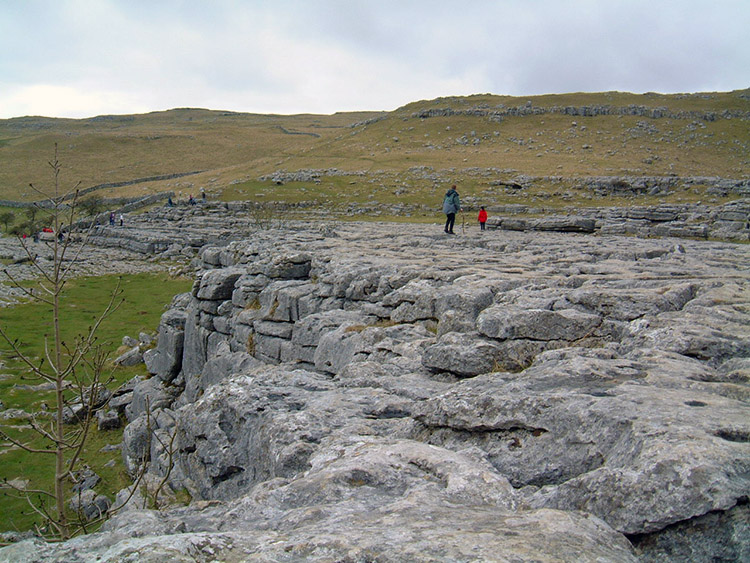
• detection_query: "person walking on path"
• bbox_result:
[478,206,487,231]
[442,185,461,234]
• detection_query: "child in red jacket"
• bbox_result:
[478,206,488,231]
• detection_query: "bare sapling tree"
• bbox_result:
[0,145,123,540]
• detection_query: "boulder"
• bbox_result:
[143,308,188,382]
[114,346,143,367]
[422,331,502,377]
[96,409,121,431]
[195,267,244,301]
[478,305,601,341]
[68,489,111,521]
[125,376,180,422]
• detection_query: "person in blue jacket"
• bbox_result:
[442,185,461,234]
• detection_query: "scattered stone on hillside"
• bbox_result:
[97,409,121,431]
[122,335,138,347]
[68,489,111,521]
[113,346,143,367]
[71,468,101,493]
[62,388,112,425]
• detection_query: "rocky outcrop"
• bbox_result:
[75,199,750,258]
[3,221,748,562]
[411,102,750,122]
[487,199,750,240]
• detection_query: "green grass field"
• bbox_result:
[0,272,192,533]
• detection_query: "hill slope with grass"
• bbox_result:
[1,90,748,212]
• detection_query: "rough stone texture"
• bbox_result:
[2,219,748,561]
[96,409,121,431]
[142,303,189,382]
[113,345,143,367]
[477,305,602,341]
[68,489,111,521]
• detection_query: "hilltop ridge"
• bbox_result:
[0,90,748,215]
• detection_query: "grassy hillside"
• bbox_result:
[1,90,748,211]
[0,273,193,533]
[0,109,381,201]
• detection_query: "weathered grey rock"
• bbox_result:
[630,501,750,562]
[3,219,748,562]
[124,376,180,422]
[314,324,371,373]
[566,282,698,321]
[113,345,143,367]
[422,331,503,376]
[96,409,121,431]
[175,367,340,500]
[138,332,154,346]
[478,305,602,341]
[265,252,311,279]
[253,319,293,339]
[200,245,224,266]
[71,468,101,493]
[108,377,139,415]
[181,308,210,377]
[62,387,112,424]
[68,489,111,521]
[384,278,438,322]
[0,508,637,562]
[291,309,370,347]
[413,346,750,536]
[258,280,317,322]
[195,267,244,301]
[121,413,150,476]
[143,307,188,382]
[121,335,138,347]
[183,341,260,403]
[534,216,597,232]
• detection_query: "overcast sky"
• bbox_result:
[1,0,748,119]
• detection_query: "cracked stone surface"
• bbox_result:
[2,218,748,562]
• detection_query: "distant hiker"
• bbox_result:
[442,185,461,234]
[167,196,174,207]
[109,212,115,226]
[189,195,195,205]
[478,206,487,231]
[200,188,206,201]
[119,213,124,226]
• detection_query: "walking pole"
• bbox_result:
[461,211,465,235]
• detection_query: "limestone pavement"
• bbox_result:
[1,210,749,561]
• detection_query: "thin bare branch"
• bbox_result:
[1,267,54,305]
[0,482,56,500]
[25,417,59,444]
[0,431,56,455]
[0,326,54,383]
[152,426,178,509]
